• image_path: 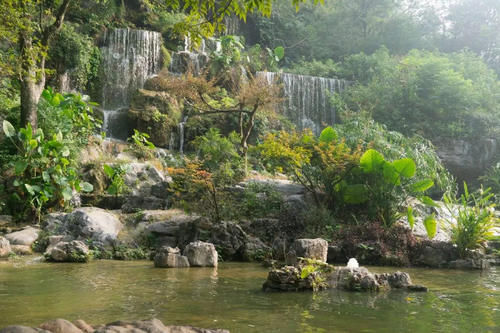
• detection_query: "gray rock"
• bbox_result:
[292,238,328,263]
[121,196,168,213]
[124,163,165,196]
[45,240,90,262]
[39,319,83,333]
[154,247,190,268]
[264,261,427,293]
[184,241,218,267]
[0,236,11,258]
[10,245,32,255]
[448,258,490,270]
[5,227,40,246]
[44,208,123,245]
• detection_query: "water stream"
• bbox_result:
[99,28,162,140]
[0,258,498,332]
[257,72,348,135]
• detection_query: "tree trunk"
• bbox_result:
[20,36,45,129]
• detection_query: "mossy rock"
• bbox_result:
[129,88,182,147]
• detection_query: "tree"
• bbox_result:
[1,0,72,129]
[158,72,281,167]
[0,0,318,129]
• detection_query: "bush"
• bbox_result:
[443,183,499,258]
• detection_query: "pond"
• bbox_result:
[0,258,498,332]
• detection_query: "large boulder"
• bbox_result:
[5,226,40,246]
[154,247,190,268]
[184,241,218,267]
[43,208,123,245]
[291,238,328,263]
[45,240,90,263]
[0,236,11,258]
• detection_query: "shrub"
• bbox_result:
[1,121,93,221]
[443,183,499,258]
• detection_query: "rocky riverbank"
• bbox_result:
[0,318,228,333]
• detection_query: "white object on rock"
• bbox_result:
[347,258,359,271]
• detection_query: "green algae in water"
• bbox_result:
[0,258,499,332]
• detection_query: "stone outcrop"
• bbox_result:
[0,236,11,258]
[128,88,182,148]
[45,240,90,263]
[0,318,229,333]
[145,214,270,262]
[154,247,190,268]
[184,241,218,267]
[5,227,40,247]
[43,208,123,245]
[289,238,328,263]
[436,138,499,186]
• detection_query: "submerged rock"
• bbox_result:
[5,227,40,246]
[45,240,90,263]
[154,247,190,268]
[0,236,11,258]
[184,241,218,267]
[1,318,229,333]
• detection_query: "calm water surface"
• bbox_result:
[0,258,498,332]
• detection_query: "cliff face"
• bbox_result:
[436,138,499,185]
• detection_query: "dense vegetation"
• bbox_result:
[0,0,499,258]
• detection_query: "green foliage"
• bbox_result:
[335,112,456,196]
[286,59,338,78]
[48,24,100,91]
[170,130,244,222]
[344,148,435,229]
[339,49,500,140]
[194,128,244,183]
[258,127,362,210]
[38,88,101,147]
[443,183,499,258]
[1,120,93,221]
[239,182,284,219]
[128,129,156,160]
[103,164,129,196]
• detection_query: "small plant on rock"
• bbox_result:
[443,183,499,258]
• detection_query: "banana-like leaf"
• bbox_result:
[392,158,416,178]
[423,214,437,239]
[360,149,385,173]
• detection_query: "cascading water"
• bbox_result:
[257,71,348,134]
[100,28,162,140]
[178,116,189,154]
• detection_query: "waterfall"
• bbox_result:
[257,71,348,134]
[178,116,188,154]
[100,28,162,139]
